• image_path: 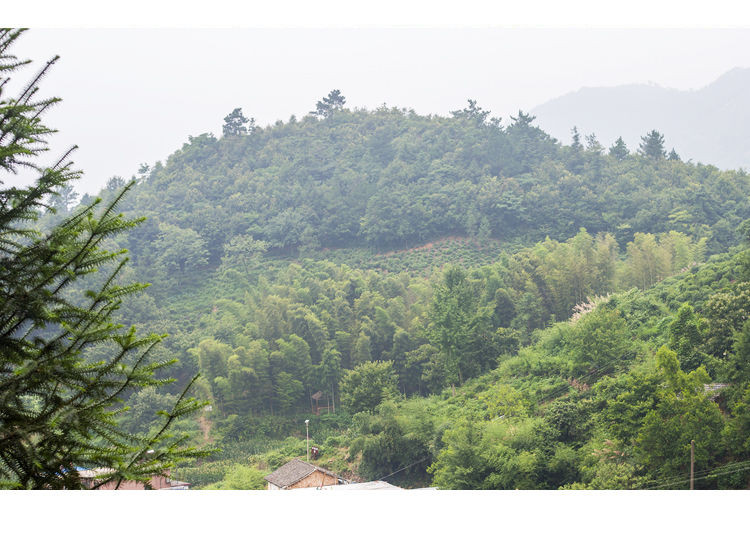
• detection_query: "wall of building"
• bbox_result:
[83,475,171,490]
[286,471,338,490]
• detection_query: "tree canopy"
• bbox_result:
[11,27,750,491]
[0,28,205,489]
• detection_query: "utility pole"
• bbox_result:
[690,439,695,490]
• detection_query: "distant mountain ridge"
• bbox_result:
[531,67,750,170]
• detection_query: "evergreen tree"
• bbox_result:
[638,130,666,160]
[311,89,346,118]
[222,107,252,137]
[451,99,490,125]
[48,182,79,213]
[585,133,605,176]
[567,126,584,174]
[585,133,603,154]
[105,176,127,192]
[608,136,629,160]
[0,29,205,489]
[570,126,583,153]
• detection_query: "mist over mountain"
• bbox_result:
[531,67,750,170]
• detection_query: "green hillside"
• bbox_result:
[95,101,749,287]
[173,247,750,490]
[57,98,750,490]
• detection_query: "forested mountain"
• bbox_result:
[532,67,750,170]
[89,99,750,290]
[52,96,750,490]
[170,243,750,490]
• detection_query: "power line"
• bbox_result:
[642,464,750,490]
[377,456,431,482]
[637,460,750,489]
[640,460,750,490]
[644,458,750,486]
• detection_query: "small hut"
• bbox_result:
[311,391,332,415]
[264,459,345,490]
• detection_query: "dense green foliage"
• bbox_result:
[0,30,205,489]
[143,227,704,424]
[352,251,750,490]
[104,99,749,291]
[133,237,750,490]
[23,49,750,488]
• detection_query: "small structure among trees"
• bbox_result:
[311,390,332,415]
[77,468,190,490]
[264,458,345,490]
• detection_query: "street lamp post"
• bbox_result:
[305,419,310,462]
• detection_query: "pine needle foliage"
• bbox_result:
[0,28,208,489]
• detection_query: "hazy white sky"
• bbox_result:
[15,28,750,195]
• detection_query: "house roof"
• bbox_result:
[263,458,342,489]
[293,480,403,491]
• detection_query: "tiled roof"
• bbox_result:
[264,458,341,488]
[293,480,402,491]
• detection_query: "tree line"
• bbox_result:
[76,96,750,293]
